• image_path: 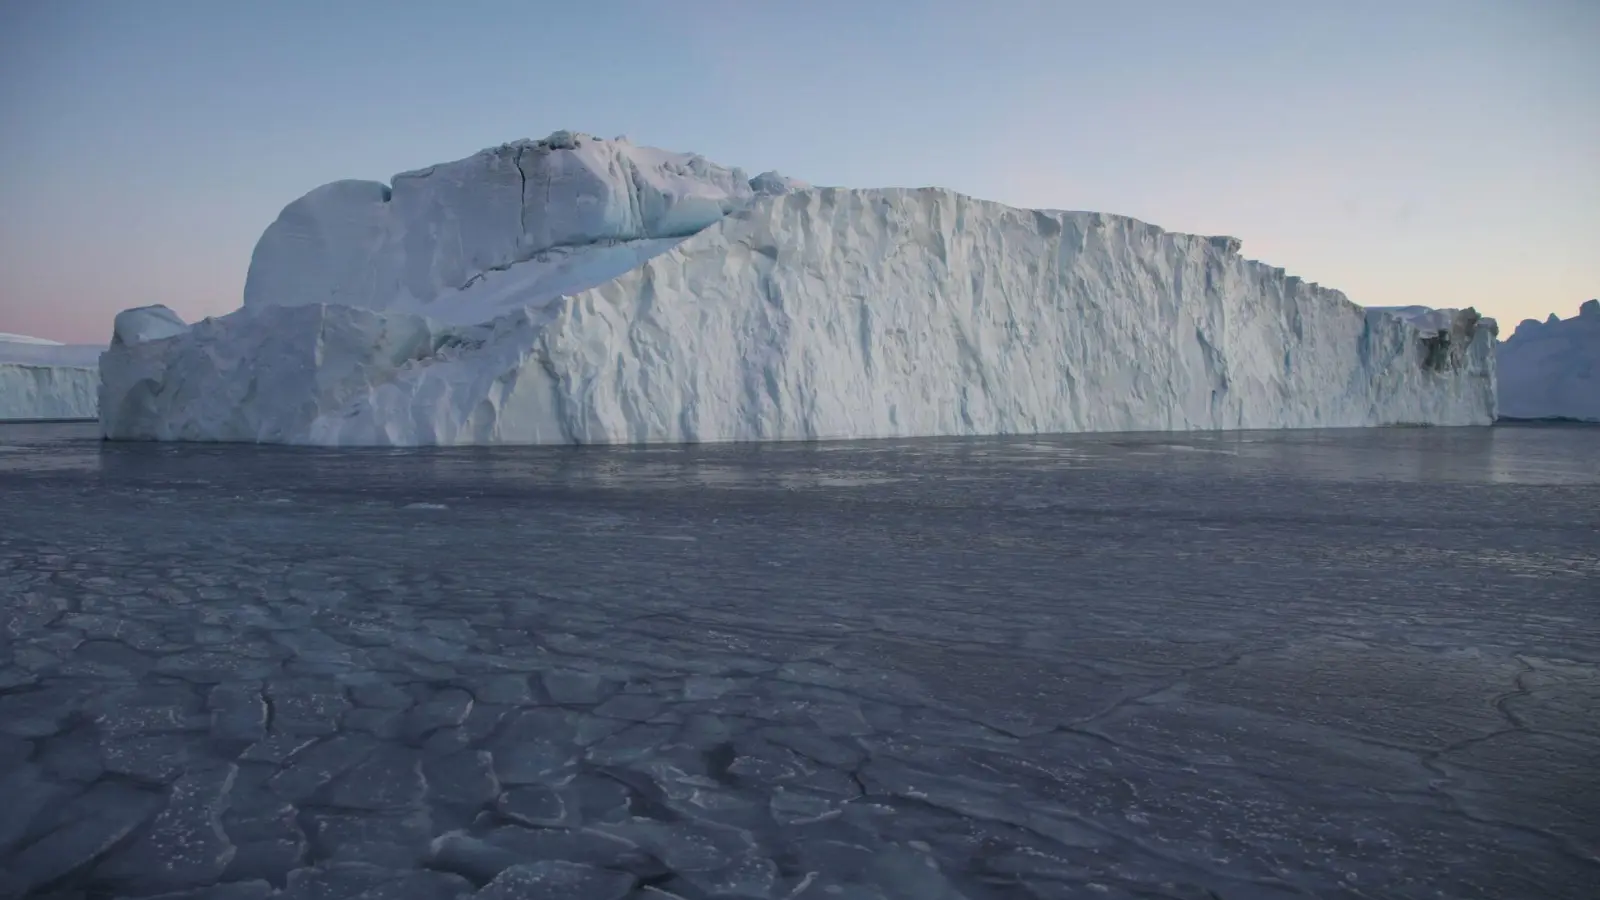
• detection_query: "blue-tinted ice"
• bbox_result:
[1,423,1596,899]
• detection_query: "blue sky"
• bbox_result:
[1,0,1595,343]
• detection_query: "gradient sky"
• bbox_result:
[1,0,1595,344]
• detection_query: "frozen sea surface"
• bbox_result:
[1,422,1597,899]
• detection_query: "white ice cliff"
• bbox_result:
[99,131,1497,445]
[0,334,102,421]
[1496,299,1599,421]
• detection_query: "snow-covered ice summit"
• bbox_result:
[99,130,1497,445]
[1,334,102,421]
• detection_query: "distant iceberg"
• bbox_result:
[0,334,101,421]
[99,131,1496,445]
[1497,300,1599,421]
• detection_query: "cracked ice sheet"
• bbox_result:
[0,422,1597,899]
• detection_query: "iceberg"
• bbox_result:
[99,131,1497,446]
[1496,300,1599,421]
[1,334,102,421]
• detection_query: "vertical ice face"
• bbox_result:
[1497,300,1600,420]
[0,335,103,420]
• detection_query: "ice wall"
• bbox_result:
[0,365,99,421]
[101,185,1496,445]
[0,336,101,421]
[1498,299,1599,421]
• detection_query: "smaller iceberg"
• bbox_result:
[1497,299,1600,421]
[0,333,103,421]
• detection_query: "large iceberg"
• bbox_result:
[1496,299,1599,421]
[1,334,102,421]
[100,131,1496,445]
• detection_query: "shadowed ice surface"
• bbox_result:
[0,422,1596,899]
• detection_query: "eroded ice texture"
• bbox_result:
[1,427,1597,897]
[100,133,1495,445]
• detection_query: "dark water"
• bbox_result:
[1,422,1597,899]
